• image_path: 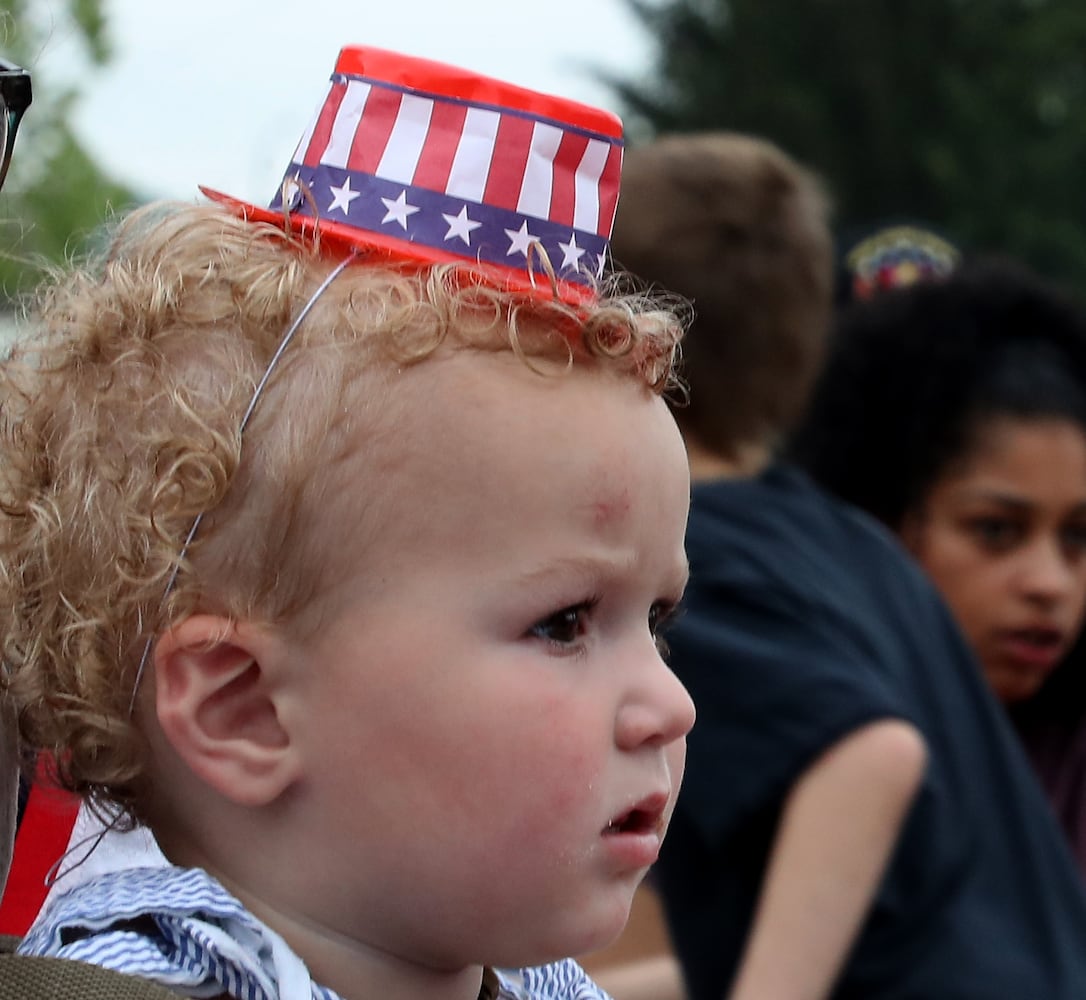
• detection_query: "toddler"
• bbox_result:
[1,47,695,1000]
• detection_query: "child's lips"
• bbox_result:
[602,791,669,838]
[601,792,670,869]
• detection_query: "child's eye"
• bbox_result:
[648,601,677,635]
[649,600,682,655]
[528,601,596,648]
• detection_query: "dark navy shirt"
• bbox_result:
[657,463,1086,999]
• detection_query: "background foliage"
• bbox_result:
[1,2,140,303]
[3,3,1084,300]
[613,0,1086,289]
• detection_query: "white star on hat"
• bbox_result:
[381,190,420,230]
[281,172,304,211]
[328,177,361,215]
[442,206,483,246]
[558,233,587,272]
[504,220,538,257]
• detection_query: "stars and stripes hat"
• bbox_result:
[202,45,625,304]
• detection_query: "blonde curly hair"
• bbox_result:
[0,200,684,823]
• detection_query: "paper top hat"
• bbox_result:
[204,46,624,303]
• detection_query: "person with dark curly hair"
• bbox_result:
[612,132,1086,1000]
[791,260,1086,872]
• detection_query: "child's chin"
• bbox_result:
[496,900,635,969]
[567,894,640,959]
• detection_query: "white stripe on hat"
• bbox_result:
[573,138,611,234]
[517,121,564,220]
[291,82,335,164]
[376,93,435,183]
[322,80,373,168]
[445,106,501,203]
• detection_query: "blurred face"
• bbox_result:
[285,351,695,971]
[903,417,1086,703]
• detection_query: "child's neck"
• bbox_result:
[235,882,489,1000]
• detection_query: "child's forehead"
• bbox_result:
[374,345,626,415]
[396,359,663,518]
[308,349,682,577]
[326,349,646,504]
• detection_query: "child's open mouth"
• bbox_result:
[603,792,668,837]
[605,807,658,836]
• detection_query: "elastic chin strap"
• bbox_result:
[127,252,360,716]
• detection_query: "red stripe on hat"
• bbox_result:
[412,99,470,193]
[347,85,404,175]
[596,141,623,238]
[336,47,622,140]
[548,131,591,228]
[482,114,535,212]
[302,81,348,167]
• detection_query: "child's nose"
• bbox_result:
[614,647,696,751]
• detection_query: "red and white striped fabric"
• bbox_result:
[295,72,622,239]
[204,46,625,303]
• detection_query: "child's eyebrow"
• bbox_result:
[511,553,690,593]
[513,554,634,588]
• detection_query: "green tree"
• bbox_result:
[1,2,140,301]
[614,0,1086,287]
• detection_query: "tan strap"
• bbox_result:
[0,938,187,999]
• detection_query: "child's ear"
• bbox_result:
[153,615,301,808]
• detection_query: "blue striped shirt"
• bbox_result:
[19,865,611,1000]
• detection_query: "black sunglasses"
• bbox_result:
[0,57,32,193]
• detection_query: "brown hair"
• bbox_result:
[611,132,834,456]
[0,200,684,822]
